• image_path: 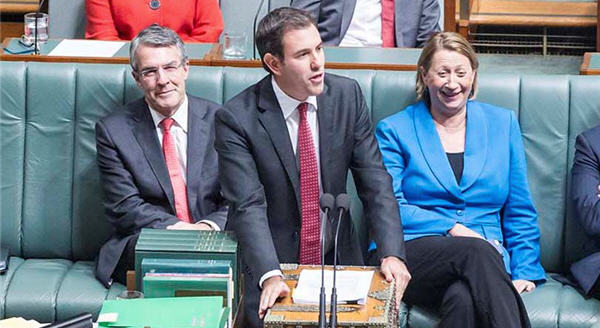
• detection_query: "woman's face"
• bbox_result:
[421,49,475,119]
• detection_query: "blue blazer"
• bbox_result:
[375,100,546,282]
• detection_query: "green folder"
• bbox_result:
[135,229,240,313]
[97,296,228,328]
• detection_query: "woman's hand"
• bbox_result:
[512,279,535,294]
[448,223,485,239]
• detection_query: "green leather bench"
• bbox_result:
[1,61,599,327]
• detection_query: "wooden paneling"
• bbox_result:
[0,0,39,13]
[0,22,23,41]
[469,0,596,27]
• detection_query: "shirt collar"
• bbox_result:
[271,76,318,120]
[148,95,189,132]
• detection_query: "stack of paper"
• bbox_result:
[292,269,375,305]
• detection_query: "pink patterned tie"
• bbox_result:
[297,102,321,264]
[381,0,395,47]
[160,118,192,223]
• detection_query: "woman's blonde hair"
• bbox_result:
[416,32,479,103]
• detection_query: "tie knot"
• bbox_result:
[297,102,309,118]
[160,117,174,131]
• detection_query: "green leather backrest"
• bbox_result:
[1,62,599,274]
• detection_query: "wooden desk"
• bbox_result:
[580,52,600,75]
[208,44,420,71]
[2,38,420,71]
[264,264,396,328]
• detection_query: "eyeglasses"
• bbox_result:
[136,61,185,80]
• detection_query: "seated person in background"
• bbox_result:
[94,24,227,288]
[291,0,439,48]
[215,8,409,328]
[85,0,224,42]
[570,126,600,298]
[373,32,546,327]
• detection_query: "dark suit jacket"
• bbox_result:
[571,125,600,295]
[94,95,227,287]
[215,74,405,327]
[291,0,440,48]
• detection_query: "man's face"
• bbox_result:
[270,24,325,101]
[133,45,189,117]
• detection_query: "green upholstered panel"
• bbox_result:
[0,62,26,257]
[565,76,600,267]
[22,63,76,259]
[519,75,570,272]
[329,69,376,116]
[5,259,71,322]
[222,67,267,102]
[556,284,600,328]
[406,305,439,328]
[476,74,521,114]
[72,64,128,261]
[187,66,225,105]
[521,277,561,327]
[55,261,125,321]
[0,257,25,318]
[371,71,417,124]
[123,68,143,105]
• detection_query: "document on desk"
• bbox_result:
[292,269,374,305]
[48,40,126,57]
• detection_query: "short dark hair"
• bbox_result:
[255,7,317,73]
[130,24,188,71]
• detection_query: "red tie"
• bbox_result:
[160,118,192,223]
[381,0,395,47]
[297,102,321,264]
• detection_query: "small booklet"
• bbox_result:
[292,269,374,305]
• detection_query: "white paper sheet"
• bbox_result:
[48,40,126,57]
[292,269,374,305]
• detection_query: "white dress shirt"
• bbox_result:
[340,0,383,47]
[148,96,219,231]
[258,77,321,288]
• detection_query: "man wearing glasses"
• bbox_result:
[94,24,227,288]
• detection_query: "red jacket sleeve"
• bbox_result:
[85,0,122,40]
[184,0,224,43]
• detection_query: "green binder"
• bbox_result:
[97,296,228,328]
[135,229,240,312]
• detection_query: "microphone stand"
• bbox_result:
[34,0,47,55]
[330,194,349,328]
[252,0,266,60]
[318,193,334,328]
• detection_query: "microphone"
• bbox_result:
[34,0,47,55]
[252,0,266,60]
[330,193,349,328]
[318,193,334,328]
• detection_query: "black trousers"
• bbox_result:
[112,234,139,286]
[371,236,531,328]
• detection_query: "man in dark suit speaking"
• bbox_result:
[215,8,410,327]
[94,24,227,288]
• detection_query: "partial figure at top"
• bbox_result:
[291,0,440,48]
[85,0,224,42]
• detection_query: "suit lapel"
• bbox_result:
[132,100,175,212]
[256,78,301,205]
[413,101,462,199]
[186,96,209,221]
[317,83,334,194]
[460,102,487,190]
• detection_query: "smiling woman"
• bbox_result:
[371,32,546,327]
